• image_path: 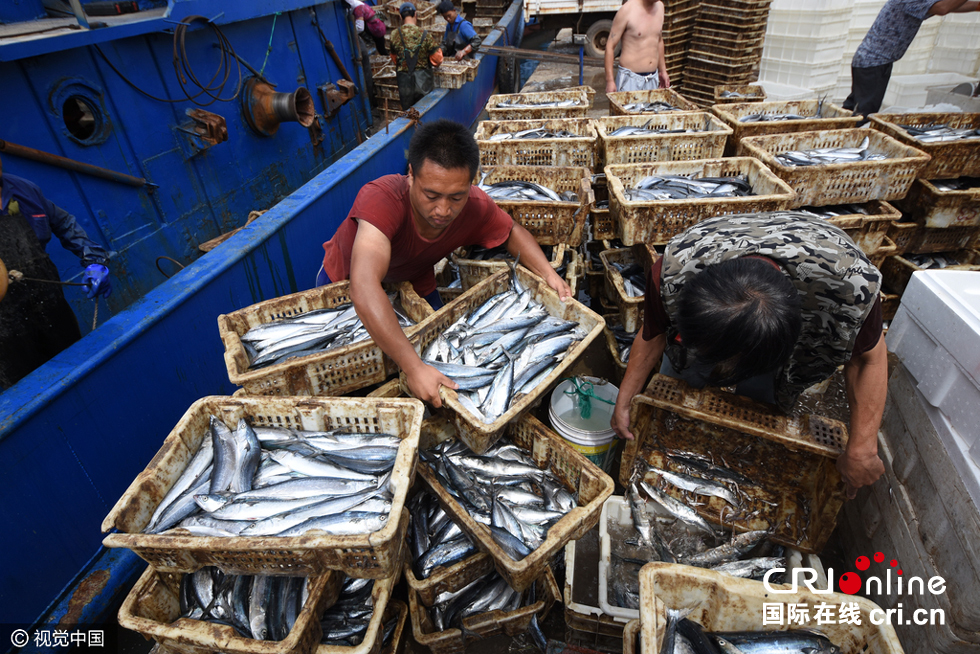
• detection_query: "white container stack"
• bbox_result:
[833,0,885,102]
[760,0,853,98]
[882,71,978,109]
[930,12,980,76]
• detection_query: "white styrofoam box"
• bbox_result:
[886,270,980,458]
[770,0,852,11]
[937,10,980,50]
[757,80,815,101]
[882,72,977,110]
[762,33,847,66]
[760,56,840,90]
[930,46,980,77]
[765,6,852,40]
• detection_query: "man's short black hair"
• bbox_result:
[407,119,480,180]
[676,257,802,385]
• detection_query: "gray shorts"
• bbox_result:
[615,66,660,92]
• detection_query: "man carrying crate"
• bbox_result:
[319,119,571,408]
[604,0,670,93]
[610,212,887,499]
[844,0,980,120]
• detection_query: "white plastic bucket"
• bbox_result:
[549,377,619,473]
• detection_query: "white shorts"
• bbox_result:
[615,66,660,92]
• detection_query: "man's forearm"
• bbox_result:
[351,281,423,374]
[619,332,665,404]
[843,337,888,457]
[505,224,555,280]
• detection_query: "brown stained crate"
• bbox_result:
[812,199,899,255]
[712,99,859,156]
[595,113,732,167]
[599,248,649,334]
[895,177,980,229]
[621,375,848,553]
[606,88,701,116]
[454,243,566,291]
[869,112,980,180]
[713,84,766,104]
[475,118,598,169]
[486,89,590,120]
[880,249,980,295]
[602,313,630,386]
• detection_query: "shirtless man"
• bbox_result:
[604,0,670,93]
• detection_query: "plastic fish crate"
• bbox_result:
[737,128,930,208]
[102,396,423,578]
[808,199,900,255]
[620,375,849,553]
[713,84,766,104]
[218,281,433,397]
[623,620,640,654]
[637,563,904,654]
[757,80,815,101]
[485,89,591,120]
[887,220,980,256]
[602,314,629,386]
[591,203,615,241]
[882,72,978,111]
[868,235,897,269]
[605,157,797,246]
[118,568,343,654]
[839,429,980,652]
[380,600,409,654]
[454,242,566,291]
[434,64,469,90]
[869,112,980,180]
[606,89,701,116]
[415,412,614,592]
[759,56,840,90]
[599,248,648,334]
[595,113,732,167]
[896,177,980,229]
[477,165,592,246]
[407,568,560,654]
[711,99,859,156]
[876,363,980,634]
[474,118,598,169]
[879,250,980,295]
[401,267,605,454]
[402,551,495,608]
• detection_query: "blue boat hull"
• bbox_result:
[0,0,523,638]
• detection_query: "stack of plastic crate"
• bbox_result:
[679,0,772,107]
[892,16,942,75]
[930,12,980,76]
[759,0,852,100]
[661,0,697,91]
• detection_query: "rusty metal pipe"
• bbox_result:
[0,139,153,189]
[322,37,354,84]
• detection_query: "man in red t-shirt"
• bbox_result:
[320,119,572,408]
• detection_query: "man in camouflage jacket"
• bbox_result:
[389,3,443,110]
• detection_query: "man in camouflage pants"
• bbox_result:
[611,212,888,499]
[389,2,443,110]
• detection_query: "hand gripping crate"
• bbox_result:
[637,563,905,654]
[218,281,433,396]
[606,89,701,116]
[736,128,931,208]
[474,118,599,169]
[407,568,560,654]
[605,158,797,246]
[599,247,653,333]
[454,243,567,291]
[711,99,860,156]
[602,313,630,386]
[400,267,605,455]
[475,165,593,246]
[118,568,343,654]
[895,177,980,229]
[620,375,849,553]
[486,89,591,120]
[415,412,614,592]
[869,112,980,180]
[102,396,423,578]
[595,113,732,167]
[880,249,980,295]
[804,200,900,255]
[713,84,767,104]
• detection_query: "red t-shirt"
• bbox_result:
[641,258,883,359]
[321,174,515,296]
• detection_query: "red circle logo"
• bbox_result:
[855,556,870,571]
[839,572,862,595]
[874,552,885,563]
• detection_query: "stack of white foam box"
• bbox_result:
[843,270,980,653]
[891,17,942,75]
[930,12,980,76]
[760,0,852,99]
[834,0,886,102]
[882,71,978,109]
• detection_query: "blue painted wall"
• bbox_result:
[0,1,522,629]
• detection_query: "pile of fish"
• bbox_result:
[738,112,809,123]
[495,98,585,108]
[486,127,585,141]
[719,90,762,99]
[320,577,399,647]
[478,178,579,203]
[900,123,980,143]
[421,437,578,559]
[241,296,414,370]
[607,321,636,364]
[458,245,571,286]
[907,253,963,269]
[607,123,702,137]
[659,613,842,654]
[608,257,646,298]
[143,417,397,537]
[931,176,980,192]
[624,175,753,202]
[408,490,478,579]
[622,101,686,113]
[419,268,587,424]
[775,136,887,167]
[798,203,873,219]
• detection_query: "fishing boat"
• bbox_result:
[0,0,523,642]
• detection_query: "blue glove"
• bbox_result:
[82,264,112,299]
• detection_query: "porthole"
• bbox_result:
[62,96,99,142]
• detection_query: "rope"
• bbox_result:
[156,256,186,279]
[7,271,101,329]
[259,13,281,77]
[562,376,614,420]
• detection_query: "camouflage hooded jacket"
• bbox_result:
[390,25,440,72]
[659,211,881,412]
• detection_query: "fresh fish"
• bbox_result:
[907,253,962,269]
[478,180,572,203]
[739,112,809,123]
[640,481,717,534]
[710,629,841,654]
[241,491,388,536]
[146,434,214,532]
[486,127,586,141]
[901,123,980,143]
[277,510,389,537]
[622,100,685,113]
[719,90,761,99]
[495,98,585,108]
[775,137,887,167]
[710,556,785,579]
[624,175,753,201]
[645,464,740,507]
[681,530,769,566]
